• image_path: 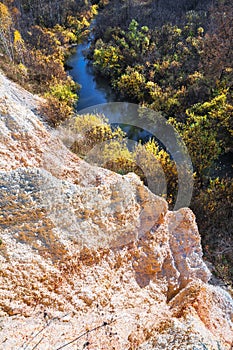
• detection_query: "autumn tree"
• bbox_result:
[200,0,233,88]
[0,2,14,60]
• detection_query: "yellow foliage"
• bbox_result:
[39,96,74,126]
[18,63,27,76]
[70,113,178,203]
[103,139,133,164]
[134,139,178,201]
[91,4,98,16]
[46,76,78,107]
[71,113,126,157]
[14,30,23,44]
[0,2,12,26]
[117,69,146,100]
[74,113,108,134]
[0,2,13,60]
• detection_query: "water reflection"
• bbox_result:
[67,42,116,111]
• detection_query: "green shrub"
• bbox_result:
[46,77,79,107]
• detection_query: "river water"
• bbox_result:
[66,37,152,141]
[67,39,116,111]
[67,31,157,143]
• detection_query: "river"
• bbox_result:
[67,37,116,111]
[66,31,155,143]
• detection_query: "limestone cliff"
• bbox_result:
[0,72,232,349]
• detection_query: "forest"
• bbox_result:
[0,0,232,285]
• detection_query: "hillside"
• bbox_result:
[0,72,233,349]
[0,0,232,286]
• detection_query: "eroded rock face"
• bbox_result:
[0,72,232,349]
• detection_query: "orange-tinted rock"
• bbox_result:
[0,72,232,349]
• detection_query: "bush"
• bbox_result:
[70,113,126,157]
[39,96,74,126]
[191,177,233,285]
[70,114,177,204]
[45,77,79,107]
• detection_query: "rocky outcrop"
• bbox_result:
[0,72,232,349]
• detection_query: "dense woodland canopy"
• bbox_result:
[0,0,232,284]
[0,0,98,121]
